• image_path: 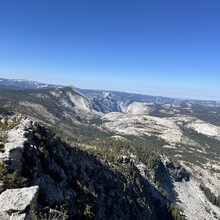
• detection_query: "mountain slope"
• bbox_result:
[0,86,107,141]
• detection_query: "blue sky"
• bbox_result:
[0,0,220,100]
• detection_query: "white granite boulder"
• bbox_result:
[0,186,39,213]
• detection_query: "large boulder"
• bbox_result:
[0,186,38,217]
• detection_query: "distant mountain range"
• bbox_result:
[0,77,63,90]
[0,77,220,110]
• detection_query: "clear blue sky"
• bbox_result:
[0,0,220,100]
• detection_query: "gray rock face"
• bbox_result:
[0,118,30,173]
[0,212,10,220]
[0,186,39,213]
[165,160,190,182]
[39,175,64,206]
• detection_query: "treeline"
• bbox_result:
[200,184,220,206]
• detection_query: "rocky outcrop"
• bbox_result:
[0,117,30,173]
[165,160,190,182]
[0,186,39,219]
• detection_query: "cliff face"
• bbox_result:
[0,115,219,220]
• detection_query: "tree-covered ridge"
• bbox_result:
[28,122,188,219]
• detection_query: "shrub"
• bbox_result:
[0,164,27,189]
